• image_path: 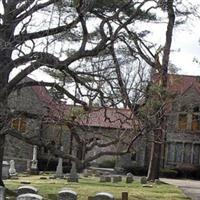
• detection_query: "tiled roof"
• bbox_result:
[28,74,200,129]
[153,74,200,95]
[30,81,133,129]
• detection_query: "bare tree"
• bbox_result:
[0,0,161,186]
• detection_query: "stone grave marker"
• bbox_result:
[100,175,111,182]
[58,188,77,200]
[2,161,9,179]
[30,145,38,174]
[17,185,38,195]
[126,173,133,183]
[93,192,114,200]
[9,160,17,176]
[17,193,43,200]
[140,177,147,184]
[67,162,78,182]
[0,186,5,200]
[56,146,64,178]
[112,175,122,183]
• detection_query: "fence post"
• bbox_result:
[122,192,128,200]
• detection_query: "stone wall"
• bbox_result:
[38,124,147,169]
[165,87,200,167]
[4,83,45,171]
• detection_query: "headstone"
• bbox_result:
[93,192,114,200]
[112,175,122,183]
[2,161,9,179]
[17,186,38,195]
[126,173,133,183]
[67,162,78,182]
[99,175,111,182]
[17,193,43,200]
[56,146,64,178]
[9,160,17,176]
[140,177,147,184]
[83,169,90,177]
[58,188,77,200]
[30,146,38,174]
[0,186,5,200]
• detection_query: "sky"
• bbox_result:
[8,0,200,82]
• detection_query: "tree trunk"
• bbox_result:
[147,129,162,181]
[0,134,5,187]
[147,0,175,181]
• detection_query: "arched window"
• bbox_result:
[11,117,26,132]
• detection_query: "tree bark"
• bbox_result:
[147,129,162,180]
[0,134,5,187]
[147,0,175,181]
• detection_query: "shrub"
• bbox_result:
[175,164,200,179]
[98,159,116,168]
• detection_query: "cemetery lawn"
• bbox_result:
[4,175,189,200]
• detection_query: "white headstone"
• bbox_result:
[17,185,38,195]
[56,146,63,178]
[94,192,114,200]
[17,193,43,200]
[58,188,77,200]
[31,146,38,172]
[9,160,17,176]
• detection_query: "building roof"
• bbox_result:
[30,80,133,129]
[28,73,200,129]
[154,74,200,95]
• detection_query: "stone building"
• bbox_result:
[4,74,200,172]
[163,74,200,168]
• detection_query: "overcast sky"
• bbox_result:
[9,1,200,82]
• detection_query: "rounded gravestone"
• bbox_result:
[17,193,43,200]
[94,192,114,200]
[17,186,38,195]
[58,188,77,200]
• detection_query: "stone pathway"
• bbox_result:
[161,178,200,200]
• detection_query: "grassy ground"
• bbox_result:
[5,175,189,200]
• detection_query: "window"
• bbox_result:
[178,114,187,130]
[192,114,200,131]
[11,117,26,132]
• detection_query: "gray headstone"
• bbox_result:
[56,146,64,178]
[30,146,38,174]
[140,177,147,184]
[94,192,114,200]
[9,160,17,176]
[17,193,43,200]
[17,186,38,195]
[0,186,5,200]
[2,161,9,179]
[99,175,111,182]
[112,175,122,183]
[68,162,78,182]
[58,188,77,200]
[126,173,133,183]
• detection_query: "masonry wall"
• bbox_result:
[165,87,200,168]
[38,124,147,169]
[5,85,45,171]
